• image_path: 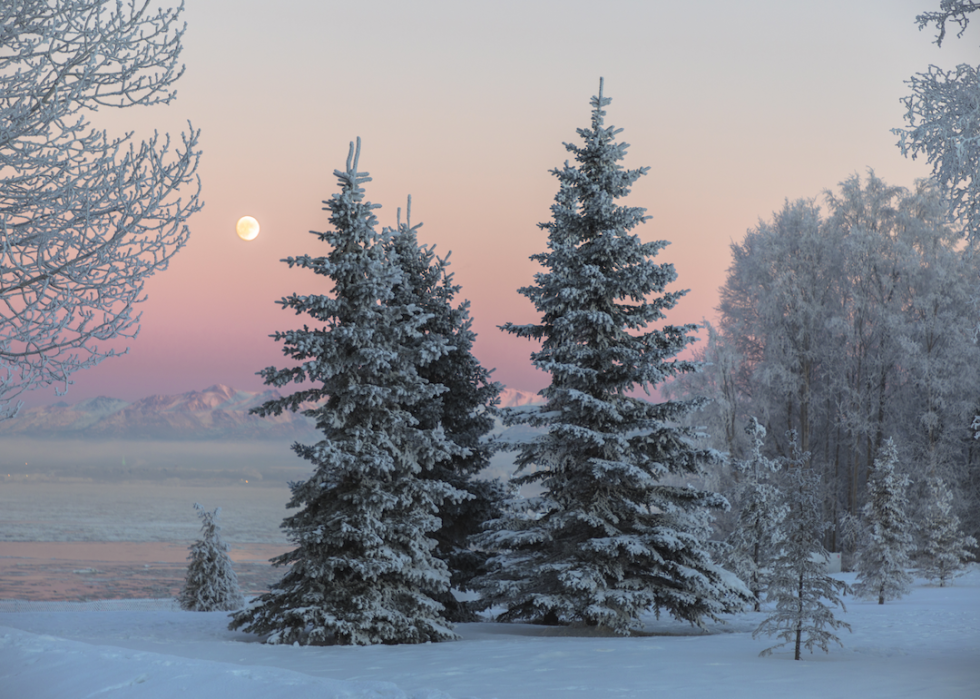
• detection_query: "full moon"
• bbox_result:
[236,215,260,241]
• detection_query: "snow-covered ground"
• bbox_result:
[2,568,978,699]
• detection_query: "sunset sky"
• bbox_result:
[21,0,974,407]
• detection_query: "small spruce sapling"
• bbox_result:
[754,438,851,660]
[920,476,977,587]
[725,417,786,612]
[853,438,914,604]
[179,504,245,612]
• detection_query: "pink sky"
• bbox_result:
[20,0,968,407]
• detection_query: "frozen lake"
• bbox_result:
[0,443,523,602]
[0,481,293,601]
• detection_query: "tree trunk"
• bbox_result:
[795,570,804,660]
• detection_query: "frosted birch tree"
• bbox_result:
[718,197,845,463]
[894,0,980,239]
[0,0,202,419]
[229,140,462,646]
[179,504,245,612]
[705,173,980,555]
[478,80,750,634]
[664,320,746,460]
[853,439,915,604]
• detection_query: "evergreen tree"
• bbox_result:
[725,418,787,612]
[385,200,504,621]
[229,140,463,645]
[853,438,915,604]
[477,79,750,634]
[179,504,245,612]
[920,476,977,587]
[754,442,851,660]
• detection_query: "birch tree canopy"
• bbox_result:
[0,0,202,418]
[895,0,980,238]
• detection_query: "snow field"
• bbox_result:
[1,568,978,699]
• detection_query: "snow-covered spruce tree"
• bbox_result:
[754,440,851,660]
[853,438,915,604]
[725,418,787,612]
[228,140,463,646]
[477,79,751,634]
[920,476,977,586]
[179,504,245,612]
[384,200,504,622]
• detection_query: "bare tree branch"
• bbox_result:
[915,0,979,46]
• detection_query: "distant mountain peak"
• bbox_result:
[0,385,302,441]
[1,385,540,441]
[498,387,546,408]
[75,396,129,412]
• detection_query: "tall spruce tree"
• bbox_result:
[385,200,504,621]
[229,140,463,646]
[477,80,750,634]
[853,438,914,604]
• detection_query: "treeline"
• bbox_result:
[668,172,980,558]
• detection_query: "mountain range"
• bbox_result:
[0,385,544,441]
[0,385,314,441]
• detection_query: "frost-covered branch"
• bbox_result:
[893,63,980,239]
[894,1,980,239]
[0,0,201,418]
[916,0,979,46]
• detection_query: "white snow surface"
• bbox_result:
[2,568,979,698]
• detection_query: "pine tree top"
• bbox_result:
[502,79,698,406]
